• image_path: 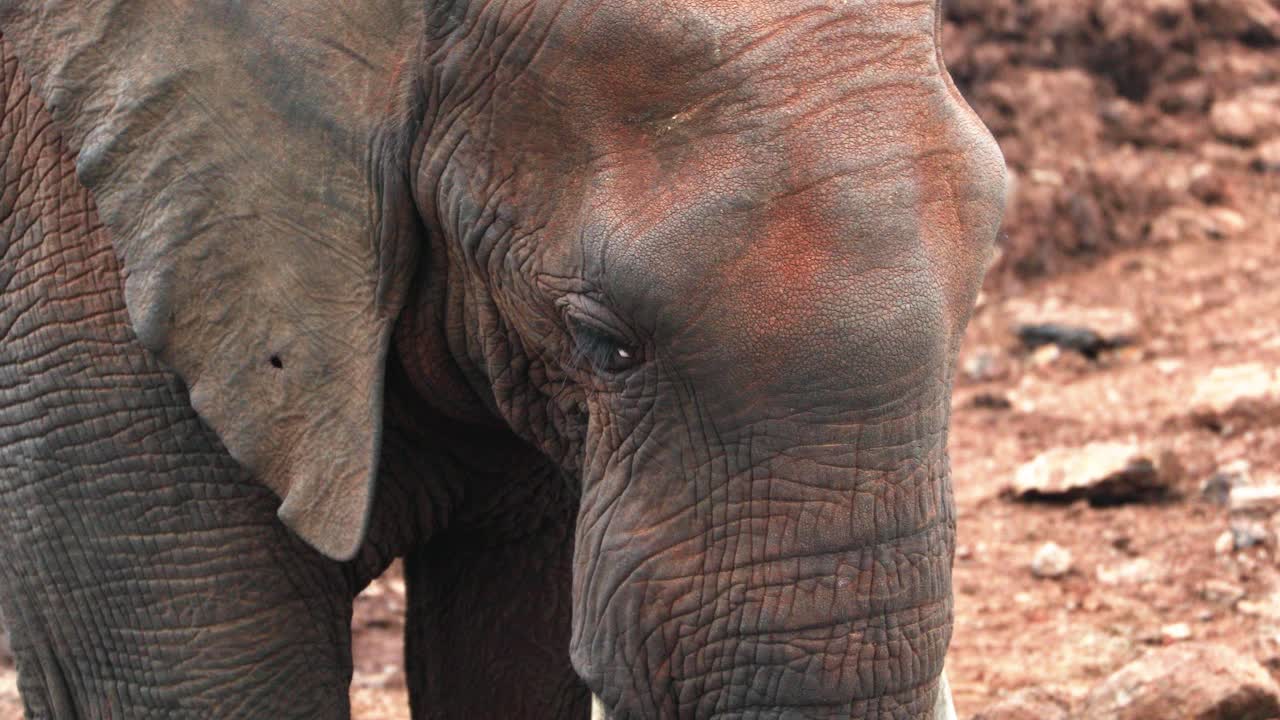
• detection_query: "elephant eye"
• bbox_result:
[568,320,642,374]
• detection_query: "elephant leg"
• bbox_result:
[403,461,589,720]
[0,41,360,719]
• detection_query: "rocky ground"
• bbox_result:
[944,0,1280,715]
[4,1,1280,718]
[947,185,1280,717]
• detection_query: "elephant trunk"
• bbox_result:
[573,396,959,718]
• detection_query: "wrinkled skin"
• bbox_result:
[0,0,1003,718]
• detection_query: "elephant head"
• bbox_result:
[1,0,1002,717]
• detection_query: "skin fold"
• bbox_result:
[0,1,1004,718]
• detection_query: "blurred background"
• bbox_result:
[4,1,1279,718]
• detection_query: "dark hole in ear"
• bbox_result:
[269,355,284,369]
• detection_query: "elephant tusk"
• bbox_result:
[591,693,608,720]
[934,668,958,720]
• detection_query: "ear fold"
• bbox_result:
[0,0,423,560]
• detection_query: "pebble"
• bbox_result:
[1210,85,1280,145]
[1096,557,1164,586]
[1161,623,1193,642]
[1229,518,1271,550]
[1253,137,1280,173]
[1215,530,1238,554]
[1200,579,1247,605]
[1192,363,1280,417]
[1031,542,1073,579]
[1201,459,1252,506]
[1230,486,1280,516]
[1148,205,1247,244]
[1188,165,1229,204]
[1237,595,1280,620]
[1199,0,1280,42]
[1030,343,1062,367]
[971,392,1013,410]
[962,346,1009,382]
[1010,442,1167,506]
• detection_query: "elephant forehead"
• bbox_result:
[582,93,996,319]
[561,0,939,68]
[429,0,956,216]
[439,0,944,146]
[543,0,945,131]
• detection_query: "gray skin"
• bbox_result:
[0,0,1003,718]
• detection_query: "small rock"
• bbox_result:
[1238,602,1263,616]
[1108,532,1135,553]
[1009,443,1168,506]
[1210,85,1280,145]
[1017,324,1132,360]
[1148,206,1247,244]
[1255,632,1280,673]
[971,392,1013,411]
[1252,138,1280,174]
[1166,77,1213,114]
[351,665,400,690]
[1202,460,1253,506]
[962,346,1009,382]
[1097,557,1165,586]
[1162,623,1193,642]
[1008,303,1140,359]
[971,687,1070,720]
[1229,518,1271,550]
[1029,168,1064,186]
[1237,597,1280,620]
[1029,340,1059,366]
[1209,208,1248,235]
[1031,542,1073,579]
[1201,580,1247,606]
[1195,0,1280,43]
[1191,363,1280,421]
[1028,343,1062,367]
[1189,166,1229,205]
[1230,486,1280,516]
[1215,530,1238,555]
[1080,643,1280,720]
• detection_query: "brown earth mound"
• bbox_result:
[945,0,1280,282]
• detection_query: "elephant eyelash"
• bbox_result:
[567,320,642,375]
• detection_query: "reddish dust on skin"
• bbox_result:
[723,207,834,336]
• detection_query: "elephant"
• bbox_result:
[0,0,1004,717]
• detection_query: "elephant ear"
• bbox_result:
[0,0,422,560]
